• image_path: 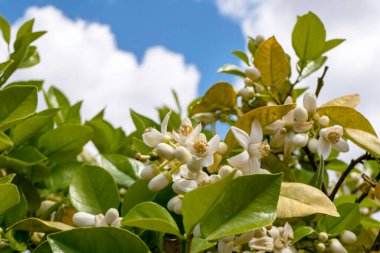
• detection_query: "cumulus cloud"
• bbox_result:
[8,6,200,130]
[216,0,380,158]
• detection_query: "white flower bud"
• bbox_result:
[36,200,56,217]
[318,232,328,243]
[239,87,252,100]
[360,207,370,215]
[172,179,198,195]
[245,67,261,81]
[173,199,182,214]
[319,116,330,127]
[72,212,96,227]
[234,231,255,245]
[187,158,202,172]
[217,142,228,155]
[218,238,234,253]
[222,235,235,243]
[167,195,181,211]
[293,107,308,122]
[156,143,174,160]
[316,242,326,252]
[308,138,318,153]
[174,146,192,163]
[209,174,222,183]
[293,133,309,148]
[193,223,201,237]
[218,165,234,177]
[255,35,265,46]
[104,208,119,225]
[95,214,108,227]
[234,169,243,179]
[330,239,347,253]
[340,230,357,244]
[140,165,158,180]
[244,77,254,87]
[148,172,171,192]
[303,92,317,115]
[111,217,122,227]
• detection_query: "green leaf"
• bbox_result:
[11,109,58,146]
[200,174,282,240]
[232,50,250,65]
[0,173,16,184]
[4,192,27,226]
[47,227,150,253]
[45,161,82,191]
[190,237,216,253]
[0,131,13,152]
[325,160,349,172]
[254,36,290,87]
[0,183,20,213]
[190,82,236,114]
[64,101,82,124]
[69,165,120,214]
[171,89,182,114]
[13,31,46,51]
[132,137,153,154]
[345,128,380,157]
[33,241,53,253]
[0,16,11,44]
[16,19,34,40]
[0,86,37,130]
[317,106,377,136]
[5,80,44,91]
[38,124,93,159]
[317,203,360,234]
[361,216,380,229]
[292,12,326,65]
[130,109,159,133]
[122,202,181,237]
[9,217,73,233]
[0,146,47,168]
[225,104,295,152]
[0,44,28,86]
[300,56,327,78]
[293,226,315,243]
[182,171,235,234]
[217,64,246,78]
[322,39,345,54]
[18,46,40,68]
[121,180,158,216]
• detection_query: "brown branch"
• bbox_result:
[315,66,329,98]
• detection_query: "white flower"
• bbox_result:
[95,214,108,227]
[174,146,192,163]
[142,111,171,148]
[172,179,198,195]
[303,91,317,116]
[227,120,270,175]
[340,230,357,244]
[140,165,158,180]
[188,133,220,172]
[318,125,349,159]
[245,66,261,81]
[148,172,172,192]
[156,143,175,160]
[249,237,273,252]
[72,212,96,227]
[104,208,119,225]
[167,195,182,214]
[330,239,348,253]
[269,223,296,253]
[217,238,234,253]
[173,117,202,147]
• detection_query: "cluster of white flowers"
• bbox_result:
[316,230,357,253]
[72,208,122,228]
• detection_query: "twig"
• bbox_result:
[304,147,328,194]
[356,171,380,203]
[329,153,373,200]
[315,66,329,98]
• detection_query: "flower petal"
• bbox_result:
[142,129,163,148]
[292,121,313,133]
[249,236,274,251]
[333,139,349,153]
[266,120,285,133]
[284,132,295,156]
[208,135,220,153]
[161,111,171,134]
[231,126,250,150]
[188,123,202,143]
[201,153,214,167]
[250,120,263,143]
[318,137,331,159]
[182,117,192,126]
[227,150,249,168]
[283,222,294,240]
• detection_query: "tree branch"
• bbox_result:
[315,66,329,98]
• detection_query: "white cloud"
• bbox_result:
[216,0,380,159]
[8,6,200,130]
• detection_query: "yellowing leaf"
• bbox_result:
[322,94,360,108]
[254,36,289,87]
[317,106,376,136]
[190,82,236,114]
[225,104,295,152]
[345,128,380,157]
[277,182,339,218]
[9,217,73,233]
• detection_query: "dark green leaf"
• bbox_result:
[0,131,13,152]
[4,192,27,226]
[45,161,82,191]
[190,237,216,253]
[293,226,315,243]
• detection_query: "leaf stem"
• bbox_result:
[304,147,328,194]
[315,66,328,98]
[329,153,373,200]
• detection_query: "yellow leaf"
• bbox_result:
[277,182,339,218]
[9,217,73,233]
[322,94,360,108]
[254,36,290,87]
[317,106,377,136]
[225,104,295,152]
[345,128,380,157]
[190,82,236,114]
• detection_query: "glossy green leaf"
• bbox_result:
[0,131,13,152]
[70,165,120,214]
[361,216,380,229]
[292,12,326,65]
[130,109,159,133]
[9,217,73,233]
[190,82,236,114]
[132,136,153,154]
[47,227,150,253]
[16,19,34,39]
[322,38,345,54]
[345,128,380,157]
[190,237,216,253]
[0,16,10,44]
[225,104,295,152]
[317,106,377,136]
[45,161,82,191]
[0,183,20,213]
[317,203,360,234]
[19,46,40,68]
[0,146,47,168]
[300,56,327,78]
[293,226,315,243]
[11,109,58,146]
[232,50,250,65]
[0,86,37,130]
[14,31,46,51]
[217,64,246,78]
[121,180,158,216]
[33,241,53,253]
[64,101,82,124]
[4,192,27,226]
[0,44,28,86]
[200,174,282,240]
[13,175,40,211]
[122,201,181,236]
[0,173,15,184]
[5,80,44,91]
[254,36,289,86]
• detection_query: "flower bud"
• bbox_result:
[209,174,222,183]
[140,165,158,180]
[36,199,56,217]
[244,77,254,87]
[318,232,328,243]
[245,67,261,81]
[187,158,202,172]
[308,138,318,153]
[218,165,234,177]
[173,199,182,214]
[104,208,119,225]
[167,195,181,211]
[255,35,265,46]
[303,92,317,115]
[239,87,253,100]
[95,214,108,227]
[217,142,228,155]
[148,172,171,192]
[222,235,235,243]
[172,179,198,195]
[111,217,122,227]
[293,133,309,148]
[218,238,234,253]
[234,231,255,245]
[174,146,192,163]
[340,230,357,244]
[330,239,347,253]
[316,242,326,252]
[156,143,174,160]
[72,212,96,227]
[193,223,201,237]
[234,169,243,179]
[319,116,330,127]
[360,207,370,215]
[293,107,308,122]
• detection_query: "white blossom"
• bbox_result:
[156,143,175,160]
[318,125,349,159]
[142,111,171,148]
[173,117,202,147]
[148,172,171,192]
[72,212,96,227]
[340,230,357,244]
[104,208,119,225]
[188,133,220,172]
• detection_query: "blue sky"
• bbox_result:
[1,0,245,95]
